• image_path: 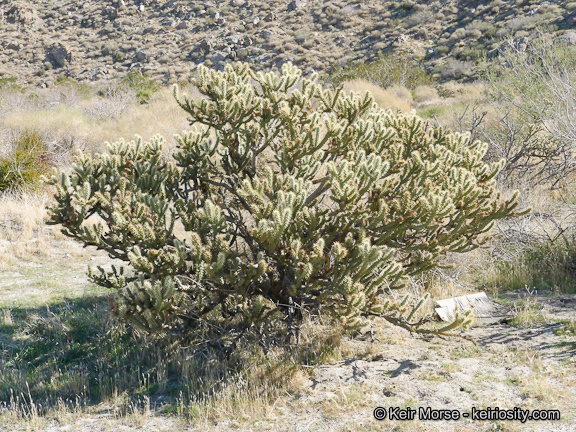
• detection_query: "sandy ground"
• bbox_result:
[1,243,575,432]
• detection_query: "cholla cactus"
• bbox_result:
[46,63,521,339]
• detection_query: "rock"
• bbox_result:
[46,44,73,68]
[6,4,42,28]
[261,30,275,40]
[264,12,277,22]
[557,31,576,45]
[253,17,260,25]
[91,67,110,81]
[227,34,242,45]
[176,21,187,30]
[287,0,307,11]
[396,33,409,44]
[199,38,214,53]
[135,50,149,63]
[237,47,248,59]
[6,41,20,51]
[231,0,246,6]
[210,51,228,66]
[105,6,118,19]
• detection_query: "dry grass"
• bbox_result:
[0,191,54,269]
[1,88,190,155]
[341,80,412,112]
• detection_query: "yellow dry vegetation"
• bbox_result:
[341,79,412,113]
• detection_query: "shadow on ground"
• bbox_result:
[0,296,199,415]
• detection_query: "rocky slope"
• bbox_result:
[1,0,576,87]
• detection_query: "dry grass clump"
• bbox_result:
[0,191,55,269]
[341,80,412,112]
[0,289,367,430]
[387,84,414,105]
[412,85,440,106]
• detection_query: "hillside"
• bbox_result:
[2,0,576,87]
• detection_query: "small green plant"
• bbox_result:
[0,130,52,192]
[0,76,18,88]
[112,50,127,63]
[509,296,548,327]
[554,318,576,335]
[123,70,159,104]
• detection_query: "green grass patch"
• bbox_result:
[416,105,449,118]
[123,71,159,104]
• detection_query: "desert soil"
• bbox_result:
[1,240,575,432]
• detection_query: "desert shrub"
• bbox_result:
[46,63,522,345]
[112,50,126,63]
[85,85,136,121]
[485,208,576,293]
[326,52,434,90]
[122,70,159,104]
[405,10,433,27]
[456,45,488,62]
[438,59,475,80]
[479,34,576,188]
[51,76,92,105]
[0,129,52,192]
[413,85,439,104]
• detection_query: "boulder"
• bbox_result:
[287,0,307,11]
[6,40,20,51]
[199,38,214,53]
[264,12,278,22]
[557,31,576,45]
[227,34,242,45]
[46,44,73,68]
[135,50,149,63]
[105,6,118,19]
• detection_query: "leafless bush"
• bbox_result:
[480,33,576,188]
[439,60,474,80]
[83,86,136,121]
[0,89,39,116]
